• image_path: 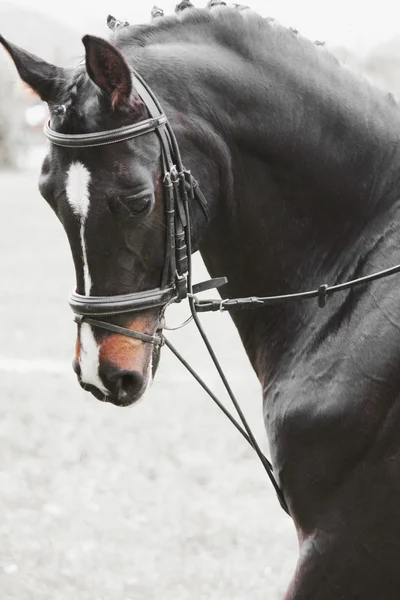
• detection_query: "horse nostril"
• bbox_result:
[101,365,144,403]
[119,371,144,396]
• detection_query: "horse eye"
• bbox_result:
[108,194,152,218]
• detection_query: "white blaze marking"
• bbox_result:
[65,162,108,395]
[65,162,92,295]
[146,352,154,390]
[79,323,108,394]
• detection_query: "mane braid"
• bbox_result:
[66,70,86,108]
[114,5,327,58]
[112,5,397,109]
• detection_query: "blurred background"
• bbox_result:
[1,1,400,599]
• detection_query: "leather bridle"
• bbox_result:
[45,70,215,346]
[44,67,400,519]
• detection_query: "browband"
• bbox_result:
[44,115,167,148]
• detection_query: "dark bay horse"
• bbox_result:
[3,4,400,598]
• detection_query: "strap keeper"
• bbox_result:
[318,284,328,308]
[175,274,188,301]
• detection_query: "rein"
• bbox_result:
[44,68,400,519]
[194,264,400,312]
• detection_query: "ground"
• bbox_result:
[0,165,297,599]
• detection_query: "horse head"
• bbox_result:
[1,33,211,407]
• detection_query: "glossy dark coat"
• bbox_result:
[3,7,400,598]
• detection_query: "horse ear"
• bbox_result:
[82,35,140,110]
[0,35,66,103]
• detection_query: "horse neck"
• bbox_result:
[135,39,400,377]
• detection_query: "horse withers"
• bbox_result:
[3,5,400,598]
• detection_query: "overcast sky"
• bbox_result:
[8,0,400,50]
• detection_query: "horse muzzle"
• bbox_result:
[73,314,160,407]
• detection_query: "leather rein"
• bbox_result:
[44,68,400,518]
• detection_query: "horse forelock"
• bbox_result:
[52,66,145,135]
[51,68,96,133]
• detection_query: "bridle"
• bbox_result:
[45,71,214,346]
[44,68,400,519]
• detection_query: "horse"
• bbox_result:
[3,4,400,598]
